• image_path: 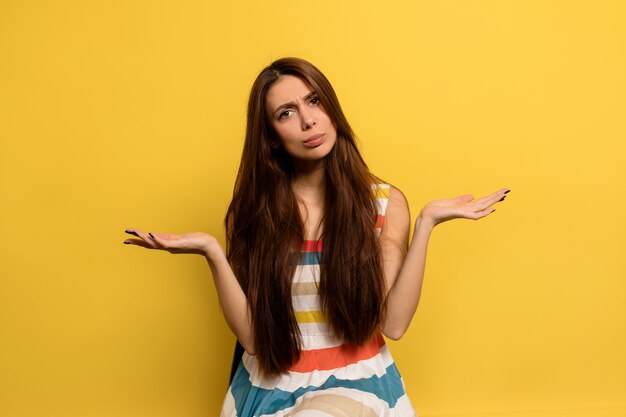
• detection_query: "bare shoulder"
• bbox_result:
[388,185,409,209]
[381,184,410,239]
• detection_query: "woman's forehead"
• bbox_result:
[266,76,314,110]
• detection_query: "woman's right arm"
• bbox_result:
[202,239,255,355]
[123,228,255,354]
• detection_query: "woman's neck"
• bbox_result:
[292,159,325,203]
[293,160,325,240]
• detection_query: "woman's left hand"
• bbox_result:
[419,188,510,227]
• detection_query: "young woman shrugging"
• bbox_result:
[124,57,509,416]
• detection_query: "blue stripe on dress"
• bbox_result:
[298,252,322,266]
[230,360,406,415]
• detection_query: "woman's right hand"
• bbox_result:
[123,228,221,257]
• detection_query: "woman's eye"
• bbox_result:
[279,110,293,119]
[310,96,320,105]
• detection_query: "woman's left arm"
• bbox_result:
[379,186,509,340]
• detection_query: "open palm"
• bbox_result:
[123,229,218,256]
[420,188,509,226]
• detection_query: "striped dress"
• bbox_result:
[221,184,417,416]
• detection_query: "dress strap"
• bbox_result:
[372,183,391,236]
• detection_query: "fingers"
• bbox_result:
[124,229,186,255]
[452,188,509,221]
[123,237,153,248]
[471,188,507,205]
[148,233,171,249]
[124,228,159,249]
[468,188,510,212]
[474,205,497,219]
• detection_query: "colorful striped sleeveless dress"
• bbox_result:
[220,184,417,416]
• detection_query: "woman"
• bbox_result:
[124,57,509,416]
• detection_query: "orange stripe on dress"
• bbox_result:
[301,240,323,252]
[375,214,385,229]
[289,332,386,373]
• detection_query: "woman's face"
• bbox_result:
[265,75,337,163]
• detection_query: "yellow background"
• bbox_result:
[1,1,624,416]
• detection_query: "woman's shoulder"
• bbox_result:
[370,178,410,235]
[370,178,408,208]
[378,184,411,243]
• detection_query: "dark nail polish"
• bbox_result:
[148,233,154,238]
[125,230,139,237]
[499,196,506,202]
[504,190,510,194]
[123,241,130,244]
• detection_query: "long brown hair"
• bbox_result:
[225,57,385,377]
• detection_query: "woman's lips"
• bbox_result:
[303,133,325,148]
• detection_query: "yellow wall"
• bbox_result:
[1,1,624,416]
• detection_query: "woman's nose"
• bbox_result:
[300,108,316,130]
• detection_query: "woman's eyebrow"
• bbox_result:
[273,91,317,115]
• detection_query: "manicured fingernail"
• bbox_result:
[148,233,154,238]
[125,230,138,237]
[504,190,510,194]
[123,241,130,244]
[499,196,506,202]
